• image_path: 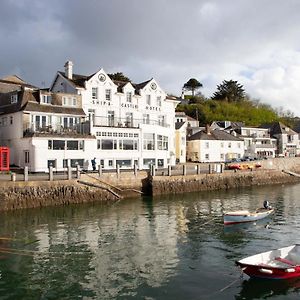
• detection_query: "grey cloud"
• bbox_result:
[1,0,300,114]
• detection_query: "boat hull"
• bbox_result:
[224,208,274,225]
[236,244,300,280]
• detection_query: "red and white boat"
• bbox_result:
[236,244,300,279]
[224,208,274,225]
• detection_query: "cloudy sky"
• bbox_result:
[1,0,300,115]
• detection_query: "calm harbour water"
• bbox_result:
[1,183,300,299]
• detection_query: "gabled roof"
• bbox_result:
[188,129,242,141]
[57,71,95,88]
[260,122,297,135]
[132,79,152,91]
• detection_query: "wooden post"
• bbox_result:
[117,165,120,178]
[168,165,172,176]
[49,166,53,181]
[24,166,28,181]
[134,164,138,177]
[98,165,102,177]
[183,165,186,176]
[76,165,80,179]
[197,164,201,175]
[209,164,212,174]
[151,164,156,177]
[11,172,16,182]
[68,166,72,180]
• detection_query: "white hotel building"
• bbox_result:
[0,62,179,172]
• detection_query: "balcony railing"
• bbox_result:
[92,116,170,128]
[23,122,91,137]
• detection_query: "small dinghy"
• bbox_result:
[236,244,300,279]
[224,200,274,225]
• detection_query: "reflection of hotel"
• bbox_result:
[32,202,180,298]
[50,61,179,170]
[0,62,179,172]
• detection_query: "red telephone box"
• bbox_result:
[0,147,10,171]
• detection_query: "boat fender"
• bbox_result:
[285,268,295,273]
[259,268,273,274]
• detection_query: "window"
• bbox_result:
[157,159,164,167]
[47,160,56,168]
[41,95,52,104]
[158,115,165,126]
[24,151,30,164]
[116,160,131,168]
[10,116,13,125]
[63,159,69,168]
[238,142,241,148]
[143,158,155,167]
[2,117,7,126]
[205,154,209,160]
[119,140,138,150]
[205,142,209,149]
[143,133,155,150]
[67,141,79,150]
[220,154,224,159]
[228,142,232,148]
[63,97,77,106]
[157,96,162,106]
[157,135,168,150]
[105,89,111,101]
[108,111,115,126]
[146,95,151,105]
[71,159,84,168]
[126,92,132,102]
[108,160,113,167]
[143,114,150,124]
[11,94,18,104]
[98,139,117,150]
[92,88,98,99]
[125,112,133,127]
[221,142,224,148]
[53,140,65,150]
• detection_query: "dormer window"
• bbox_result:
[41,95,52,104]
[126,92,132,103]
[10,94,18,104]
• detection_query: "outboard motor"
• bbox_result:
[263,200,270,209]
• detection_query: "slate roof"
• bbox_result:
[57,71,95,88]
[260,122,297,135]
[188,129,242,141]
[0,75,36,93]
[0,89,85,116]
[175,122,186,130]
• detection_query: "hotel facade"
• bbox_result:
[0,62,179,172]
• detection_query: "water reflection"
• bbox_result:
[236,278,300,300]
[1,183,300,299]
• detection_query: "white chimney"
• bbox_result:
[64,60,73,79]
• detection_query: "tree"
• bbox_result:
[212,80,245,102]
[108,72,131,82]
[183,78,203,96]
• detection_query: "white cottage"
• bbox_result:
[187,127,244,163]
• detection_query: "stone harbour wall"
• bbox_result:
[151,169,300,196]
[0,180,119,211]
